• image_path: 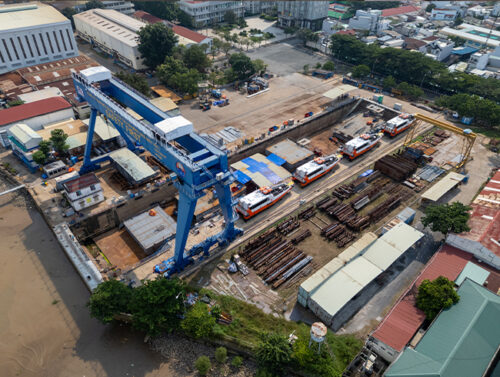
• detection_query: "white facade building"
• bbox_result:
[430,8,458,20]
[278,1,329,31]
[63,173,104,211]
[75,1,135,15]
[440,24,500,48]
[74,9,146,70]
[349,9,382,32]
[424,39,455,61]
[0,2,78,74]
[493,2,500,17]
[179,1,245,28]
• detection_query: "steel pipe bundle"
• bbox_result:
[375,155,418,181]
[368,196,402,222]
[298,206,316,220]
[291,229,311,245]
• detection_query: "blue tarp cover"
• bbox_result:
[241,157,282,185]
[233,170,251,184]
[266,153,286,166]
[452,47,478,55]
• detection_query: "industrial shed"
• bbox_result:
[421,172,465,203]
[231,153,291,188]
[265,139,314,172]
[124,206,176,254]
[109,148,157,186]
[305,222,424,331]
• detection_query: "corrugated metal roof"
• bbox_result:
[109,148,156,183]
[124,205,176,251]
[323,84,356,99]
[0,2,68,31]
[421,172,465,202]
[66,132,87,150]
[266,153,286,166]
[455,261,490,286]
[0,97,72,126]
[84,116,121,141]
[63,173,99,193]
[385,279,500,377]
[372,245,472,352]
[8,123,41,145]
[266,139,313,165]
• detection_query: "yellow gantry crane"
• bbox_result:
[403,113,477,169]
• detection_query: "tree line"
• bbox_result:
[330,34,500,103]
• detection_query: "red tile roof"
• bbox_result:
[371,245,472,352]
[404,37,428,50]
[63,173,99,193]
[423,35,439,41]
[172,24,208,43]
[461,169,500,257]
[133,10,164,24]
[0,97,72,127]
[382,5,420,17]
[337,29,356,36]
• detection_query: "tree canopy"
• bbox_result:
[181,302,215,339]
[422,202,471,235]
[157,56,201,95]
[115,71,151,97]
[182,44,211,72]
[352,64,370,78]
[224,10,237,25]
[256,332,292,376]
[229,53,256,80]
[50,129,69,154]
[323,61,335,72]
[296,28,319,46]
[416,276,460,320]
[133,1,179,21]
[137,23,178,69]
[32,150,47,166]
[85,0,104,10]
[330,34,500,103]
[128,277,184,336]
[88,280,133,323]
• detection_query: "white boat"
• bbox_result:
[293,154,341,187]
[236,182,293,220]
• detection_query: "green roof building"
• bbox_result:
[385,279,500,377]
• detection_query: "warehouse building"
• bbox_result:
[265,139,314,172]
[301,222,423,331]
[0,2,78,74]
[74,9,146,70]
[385,279,500,377]
[420,171,466,204]
[441,24,500,49]
[109,148,158,186]
[7,123,42,172]
[124,206,177,254]
[0,97,74,131]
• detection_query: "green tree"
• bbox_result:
[352,64,370,78]
[322,61,335,71]
[422,202,471,235]
[85,0,104,10]
[256,332,292,376]
[383,75,396,90]
[303,64,309,74]
[183,44,211,72]
[426,3,436,12]
[284,26,296,38]
[50,129,69,154]
[32,150,47,166]
[454,16,463,26]
[128,277,184,336]
[138,23,178,69]
[181,302,215,339]
[296,28,318,46]
[252,59,267,75]
[224,10,237,25]
[115,71,151,97]
[178,10,194,28]
[132,1,179,21]
[87,280,133,323]
[229,53,256,80]
[195,356,211,376]
[231,356,243,368]
[215,346,228,364]
[449,36,466,47]
[38,140,52,156]
[397,82,424,100]
[221,41,232,57]
[416,276,460,320]
[224,68,238,83]
[7,99,24,107]
[436,94,500,129]
[61,7,77,28]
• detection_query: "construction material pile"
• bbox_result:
[374,154,418,181]
[240,227,312,289]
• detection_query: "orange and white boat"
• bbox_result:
[236,182,293,220]
[341,133,382,160]
[382,114,415,137]
[293,154,341,187]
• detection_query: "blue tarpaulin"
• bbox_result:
[241,157,282,185]
[233,170,251,184]
[266,153,286,166]
[452,47,478,55]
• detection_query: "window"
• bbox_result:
[79,201,85,208]
[89,184,96,191]
[32,35,41,56]
[9,38,19,60]
[24,35,34,57]
[17,37,27,59]
[2,39,12,61]
[76,190,82,196]
[59,30,68,51]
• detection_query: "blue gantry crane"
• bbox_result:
[72,67,242,275]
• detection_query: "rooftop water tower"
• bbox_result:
[309,322,327,353]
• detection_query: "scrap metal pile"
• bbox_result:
[240,220,312,289]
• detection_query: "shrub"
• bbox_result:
[181,302,216,338]
[323,61,335,71]
[416,276,460,320]
[315,62,322,69]
[256,332,292,376]
[215,346,227,363]
[195,356,211,376]
[231,356,243,368]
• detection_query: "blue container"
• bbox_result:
[396,207,416,224]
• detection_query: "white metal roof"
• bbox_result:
[109,147,156,182]
[154,115,193,141]
[80,66,112,83]
[0,2,69,32]
[323,84,356,99]
[421,172,465,202]
[8,123,41,145]
[308,224,423,318]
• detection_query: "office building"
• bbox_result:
[0,2,78,74]
[179,1,245,28]
[278,1,329,31]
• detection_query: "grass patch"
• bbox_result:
[471,127,500,139]
[52,299,60,305]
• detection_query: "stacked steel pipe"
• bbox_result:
[291,229,311,245]
[298,206,316,220]
[375,155,418,181]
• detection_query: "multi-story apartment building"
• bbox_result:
[277,1,329,31]
[75,1,135,16]
[179,1,245,28]
[0,2,78,74]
